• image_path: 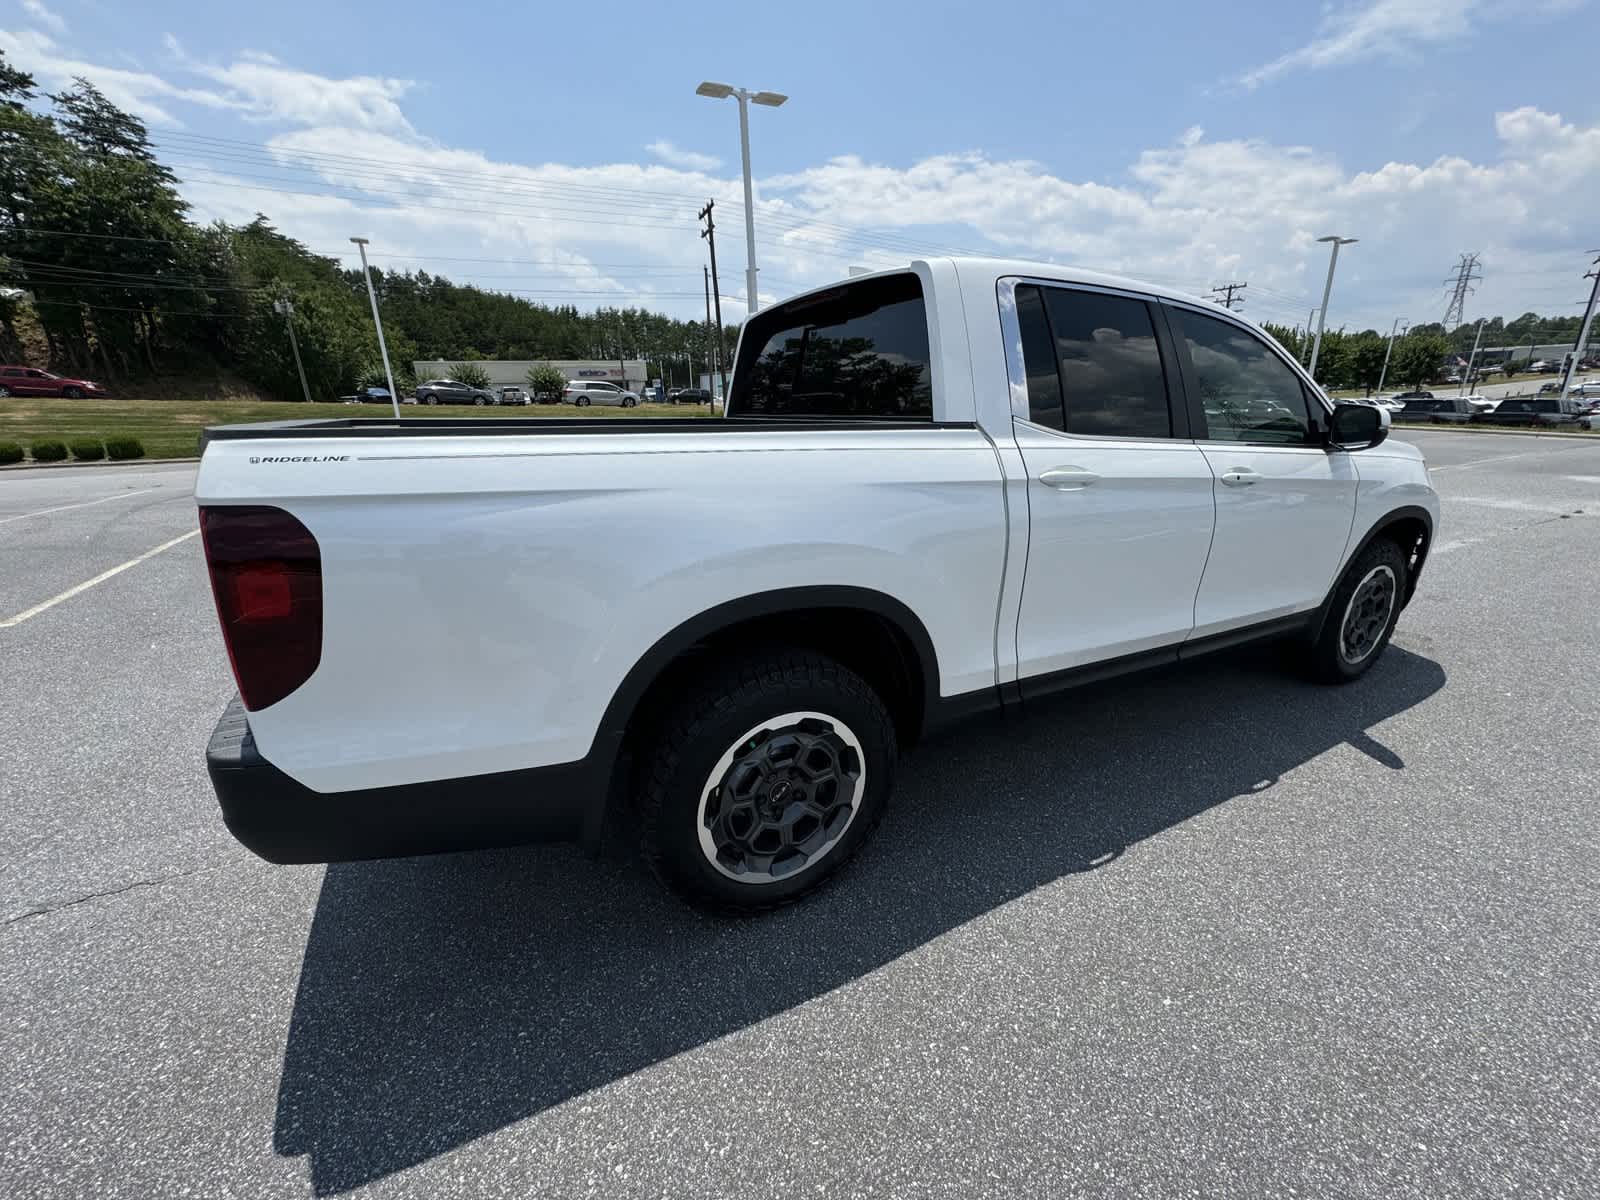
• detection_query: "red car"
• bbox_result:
[0,365,107,398]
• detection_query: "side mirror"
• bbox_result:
[1328,401,1388,450]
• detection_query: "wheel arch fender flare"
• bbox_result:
[580,586,943,848]
[1311,505,1435,643]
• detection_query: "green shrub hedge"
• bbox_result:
[0,441,23,465]
[69,438,106,461]
[104,435,146,461]
[30,439,68,462]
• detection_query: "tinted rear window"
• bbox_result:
[732,273,932,418]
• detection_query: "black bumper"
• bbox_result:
[206,698,614,864]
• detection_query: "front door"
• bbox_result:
[1164,304,1358,635]
[1008,282,1216,684]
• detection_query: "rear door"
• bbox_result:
[1006,281,1217,683]
[1165,304,1358,636]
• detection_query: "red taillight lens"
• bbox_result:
[199,506,322,711]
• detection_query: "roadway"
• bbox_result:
[3,431,1598,1198]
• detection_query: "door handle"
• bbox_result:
[1038,466,1101,490]
[1219,467,1261,486]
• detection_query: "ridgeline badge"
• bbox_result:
[250,455,350,464]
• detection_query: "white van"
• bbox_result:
[563,380,640,407]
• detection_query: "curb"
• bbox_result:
[0,456,201,471]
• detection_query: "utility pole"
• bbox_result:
[1210,282,1247,310]
[1376,318,1408,395]
[1460,318,1486,396]
[1560,251,1600,402]
[699,199,728,406]
[1442,252,1482,331]
[703,265,718,409]
[273,291,312,404]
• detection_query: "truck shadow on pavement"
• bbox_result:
[273,643,1445,1195]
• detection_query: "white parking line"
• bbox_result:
[0,529,199,628]
[1429,445,1592,472]
[0,486,162,525]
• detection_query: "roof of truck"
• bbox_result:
[768,256,1255,331]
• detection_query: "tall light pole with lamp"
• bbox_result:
[1376,317,1409,395]
[350,237,401,418]
[695,81,787,316]
[1308,235,1357,382]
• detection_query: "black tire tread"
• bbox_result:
[638,647,896,913]
[1306,537,1408,684]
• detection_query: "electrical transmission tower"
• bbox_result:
[1211,282,1247,310]
[1442,253,1482,330]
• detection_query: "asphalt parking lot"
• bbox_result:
[3,430,1598,1199]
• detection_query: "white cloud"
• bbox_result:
[0,28,235,124]
[1237,0,1586,89]
[646,139,721,171]
[20,0,65,34]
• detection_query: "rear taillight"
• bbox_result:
[199,505,322,711]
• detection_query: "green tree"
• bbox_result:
[1391,333,1451,389]
[526,363,567,399]
[451,361,492,389]
[1347,332,1389,394]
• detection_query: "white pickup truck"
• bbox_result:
[198,259,1439,909]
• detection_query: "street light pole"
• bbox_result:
[1308,235,1357,381]
[697,81,787,316]
[1461,318,1486,396]
[350,237,401,418]
[1376,317,1408,395]
[1560,253,1600,403]
[274,292,313,404]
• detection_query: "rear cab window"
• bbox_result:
[730,273,933,419]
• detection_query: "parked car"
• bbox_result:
[672,387,713,405]
[196,258,1438,910]
[1472,396,1587,427]
[1459,394,1496,412]
[0,365,107,398]
[1569,381,1600,399]
[1390,390,1433,402]
[340,386,394,405]
[495,386,530,406]
[1397,397,1474,423]
[416,378,497,406]
[564,380,640,407]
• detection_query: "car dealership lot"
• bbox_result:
[3,431,1598,1199]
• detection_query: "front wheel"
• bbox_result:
[423,394,439,406]
[62,386,83,399]
[1305,539,1407,683]
[639,649,897,912]
[0,385,10,398]
[622,396,637,408]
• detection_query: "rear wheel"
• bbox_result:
[575,395,591,407]
[0,385,10,398]
[1306,539,1407,683]
[639,648,896,912]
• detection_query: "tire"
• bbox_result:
[62,386,83,399]
[575,396,590,407]
[0,385,10,398]
[622,397,637,408]
[639,648,897,913]
[423,394,438,406]
[1305,538,1408,683]
[473,395,487,406]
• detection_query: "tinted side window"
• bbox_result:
[1174,309,1312,444]
[1035,287,1171,437]
[733,273,932,418]
[1014,285,1064,429]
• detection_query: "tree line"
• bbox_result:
[0,52,737,400]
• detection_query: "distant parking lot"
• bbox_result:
[4,429,1599,1198]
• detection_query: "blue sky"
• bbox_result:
[4,0,1598,332]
